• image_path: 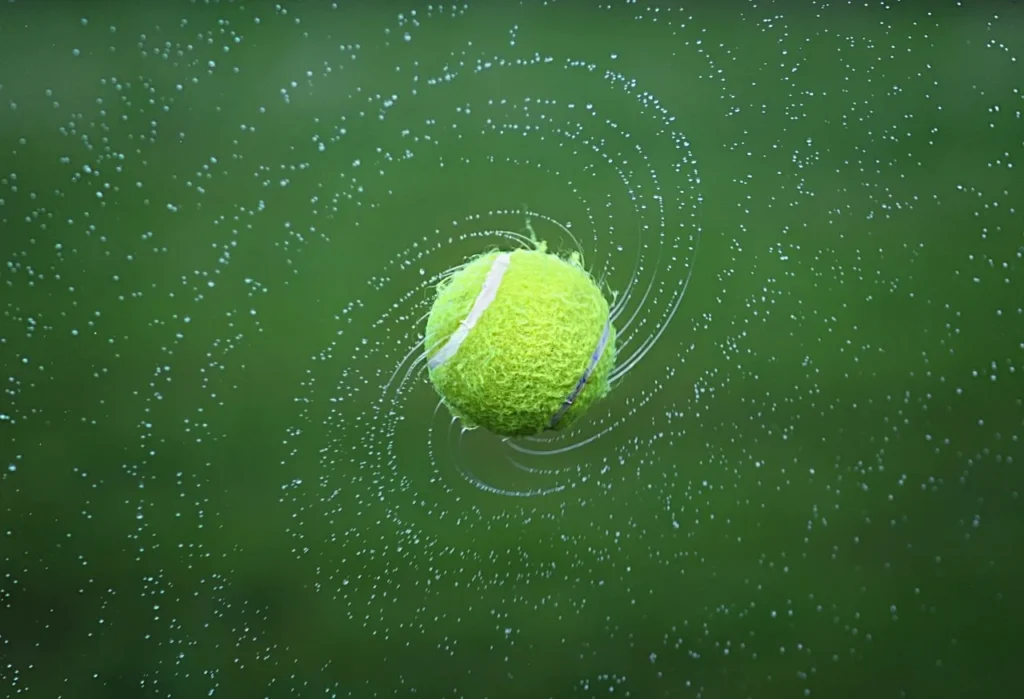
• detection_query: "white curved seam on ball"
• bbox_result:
[428,252,511,371]
[548,315,612,430]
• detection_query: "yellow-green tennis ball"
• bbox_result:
[423,244,616,437]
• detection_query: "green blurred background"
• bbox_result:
[1,1,1021,698]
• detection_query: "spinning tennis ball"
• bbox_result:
[423,242,616,437]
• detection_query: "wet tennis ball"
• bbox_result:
[423,242,616,437]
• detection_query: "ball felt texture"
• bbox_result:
[424,244,616,437]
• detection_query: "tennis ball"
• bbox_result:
[423,242,616,437]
